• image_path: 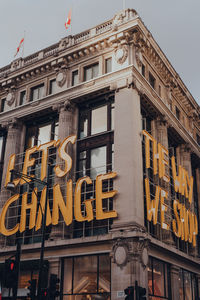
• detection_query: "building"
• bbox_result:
[0,8,200,300]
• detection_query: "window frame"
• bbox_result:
[149,72,156,89]
[30,83,45,102]
[83,63,99,82]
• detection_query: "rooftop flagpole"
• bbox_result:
[22,30,25,58]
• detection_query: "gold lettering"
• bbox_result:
[35,187,52,231]
[20,189,37,233]
[38,140,56,181]
[21,146,37,184]
[144,178,160,224]
[142,130,158,175]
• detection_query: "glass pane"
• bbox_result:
[184,271,192,300]
[54,122,59,140]
[179,270,184,300]
[85,67,92,81]
[74,256,97,294]
[153,260,165,297]
[93,64,99,78]
[63,258,73,294]
[0,136,3,162]
[91,106,107,135]
[49,79,57,94]
[99,255,110,293]
[80,112,88,138]
[72,70,79,86]
[63,294,110,300]
[111,105,115,130]
[38,124,51,145]
[105,58,112,73]
[90,146,106,179]
[32,88,38,101]
[148,258,153,295]
[20,91,26,105]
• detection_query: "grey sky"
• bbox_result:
[0,0,199,104]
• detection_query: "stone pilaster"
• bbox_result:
[170,265,180,300]
[50,99,77,240]
[0,118,23,246]
[112,86,144,230]
[110,236,149,299]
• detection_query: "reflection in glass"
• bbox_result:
[38,124,51,145]
[80,112,88,138]
[31,85,44,101]
[105,58,112,74]
[84,64,99,81]
[63,258,73,294]
[0,136,3,162]
[74,256,97,294]
[49,79,58,94]
[184,271,192,300]
[79,151,87,177]
[90,147,106,179]
[72,70,79,86]
[179,270,184,300]
[99,255,110,293]
[91,106,107,135]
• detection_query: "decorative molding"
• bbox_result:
[114,44,128,64]
[111,237,149,269]
[56,69,67,87]
[6,90,15,106]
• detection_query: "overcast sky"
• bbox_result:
[0,0,199,104]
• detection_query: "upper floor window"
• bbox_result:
[197,133,200,146]
[149,72,155,89]
[105,58,112,73]
[30,84,44,101]
[0,98,6,112]
[175,106,180,120]
[19,91,26,106]
[72,70,79,86]
[49,79,58,95]
[84,63,99,81]
[142,64,145,77]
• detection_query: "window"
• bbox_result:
[84,63,99,81]
[0,132,6,185]
[19,91,26,106]
[49,79,58,94]
[62,254,111,299]
[148,257,170,299]
[175,106,180,120]
[142,64,145,77]
[30,84,44,101]
[179,269,198,300]
[0,98,6,112]
[72,70,78,86]
[105,57,112,73]
[149,72,155,89]
[159,85,161,97]
[197,133,200,146]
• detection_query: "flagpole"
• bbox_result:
[22,31,25,58]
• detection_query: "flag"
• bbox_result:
[14,38,24,57]
[65,9,72,30]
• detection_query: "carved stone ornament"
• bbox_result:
[111,239,130,268]
[6,91,15,106]
[135,47,143,67]
[115,45,128,64]
[56,70,67,87]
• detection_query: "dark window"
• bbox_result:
[19,91,26,106]
[159,85,161,97]
[105,58,112,73]
[142,64,145,77]
[62,254,111,299]
[175,106,180,120]
[0,98,6,112]
[148,257,171,299]
[197,134,200,146]
[30,84,44,101]
[84,63,99,81]
[149,72,155,89]
[72,70,78,86]
[49,79,57,94]
[0,132,6,185]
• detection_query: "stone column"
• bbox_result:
[111,236,149,300]
[0,118,23,246]
[170,265,180,300]
[50,99,77,239]
[154,118,174,245]
[112,86,144,231]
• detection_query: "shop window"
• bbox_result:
[84,63,99,81]
[72,70,79,86]
[19,91,26,106]
[0,98,6,112]
[148,257,170,299]
[105,57,112,73]
[179,269,198,300]
[30,84,44,101]
[62,254,111,299]
[49,79,58,94]
[149,72,155,89]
